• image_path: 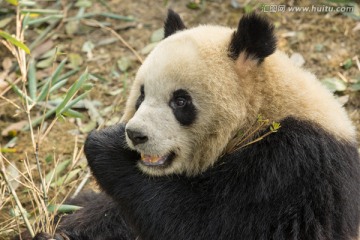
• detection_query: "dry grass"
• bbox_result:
[0,4,88,239]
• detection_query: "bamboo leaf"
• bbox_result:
[56,70,89,116]
[37,58,67,102]
[49,78,68,94]
[8,81,34,104]
[27,15,64,25]
[63,109,84,118]
[47,204,82,213]
[59,91,90,117]
[21,9,61,14]
[0,30,30,54]
[28,59,37,100]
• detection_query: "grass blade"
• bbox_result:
[27,59,37,100]
[27,15,64,25]
[21,9,61,14]
[0,30,30,54]
[49,78,68,94]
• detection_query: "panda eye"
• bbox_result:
[169,89,197,126]
[170,89,192,109]
[135,85,145,110]
[174,97,186,107]
[139,89,145,101]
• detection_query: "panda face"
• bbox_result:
[123,25,255,176]
[124,38,214,176]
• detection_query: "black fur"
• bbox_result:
[58,191,135,240]
[169,89,197,126]
[164,9,186,38]
[228,13,277,62]
[135,85,144,110]
[50,117,360,240]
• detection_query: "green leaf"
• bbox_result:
[341,58,353,70]
[36,57,54,68]
[8,81,34,104]
[27,15,64,26]
[0,31,30,54]
[82,82,93,91]
[56,70,89,116]
[27,59,37,100]
[49,78,69,94]
[60,91,90,116]
[98,12,135,21]
[47,204,82,213]
[5,0,18,6]
[48,57,67,81]
[21,9,61,14]
[321,77,347,92]
[45,154,53,164]
[37,58,67,102]
[0,17,13,28]
[75,0,93,8]
[63,109,84,118]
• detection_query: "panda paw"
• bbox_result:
[33,232,69,240]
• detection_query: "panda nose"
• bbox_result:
[126,129,148,145]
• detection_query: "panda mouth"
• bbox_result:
[140,152,176,167]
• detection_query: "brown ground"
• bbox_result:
[0,0,359,239]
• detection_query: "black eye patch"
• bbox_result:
[135,85,145,110]
[169,89,197,126]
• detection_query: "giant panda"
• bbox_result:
[36,9,360,240]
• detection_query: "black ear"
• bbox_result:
[228,13,276,63]
[164,9,186,38]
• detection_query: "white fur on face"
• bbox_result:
[122,25,356,177]
[123,27,246,176]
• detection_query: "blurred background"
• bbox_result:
[0,0,359,239]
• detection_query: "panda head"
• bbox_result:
[121,10,276,176]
